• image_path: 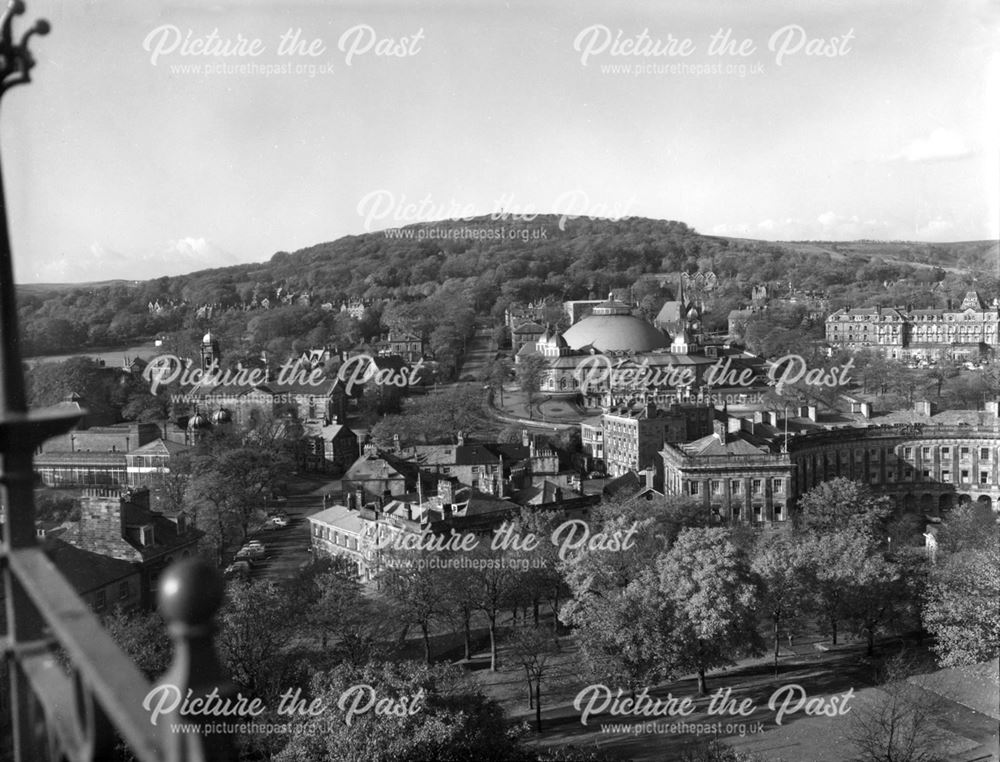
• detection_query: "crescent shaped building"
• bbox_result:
[660,400,1000,524]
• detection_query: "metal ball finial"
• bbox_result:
[157,558,225,627]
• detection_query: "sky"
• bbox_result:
[2,0,998,283]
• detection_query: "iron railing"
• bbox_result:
[0,2,234,759]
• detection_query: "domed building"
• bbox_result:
[515,291,724,409]
[562,297,670,353]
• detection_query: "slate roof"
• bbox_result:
[308,504,365,535]
[678,434,768,457]
[44,539,138,595]
[127,438,190,456]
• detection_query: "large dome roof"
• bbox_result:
[563,314,669,353]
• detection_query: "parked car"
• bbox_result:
[237,544,265,560]
[225,560,253,578]
[265,514,289,529]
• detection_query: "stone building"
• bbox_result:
[62,488,203,608]
[659,400,1000,524]
[44,539,143,614]
[393,430,559,492]
[183,332,348,427]
[825,291,999,360]
[308,504,366,577]
[661,417,795,523]
[516,294,722,408]
[584,401,714,481]
[382,330,425,362]
[787,402,1000,514]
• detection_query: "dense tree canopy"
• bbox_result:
[17,217,996,358]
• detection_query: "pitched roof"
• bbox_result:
[44,539,138,595]
[512,321,545,333]
[602,471,642,499]
[35,451,127,466]
[308,504,364,535]
[128,438,190,456]
[679,434,768,457]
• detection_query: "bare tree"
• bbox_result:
[507,626,560,732]
[849,652,948,762]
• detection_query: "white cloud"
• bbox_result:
[883,128,974,163]
[159,237,239,270]
[714,214,896,241]
[25,238,240,283]
[915,217,956,240]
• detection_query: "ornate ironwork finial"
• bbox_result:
[0,0,49,96]
[156,559,237,762]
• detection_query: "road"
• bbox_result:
[456,325,494,381]
[238,493,322,584]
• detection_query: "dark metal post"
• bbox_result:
[1,7,235,761]
[0,4,81,759]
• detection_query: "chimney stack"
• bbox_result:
[438,478,454,505]
[712,419,727,443]
[642,468,654,491]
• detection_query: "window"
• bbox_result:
[981,471,990,485]
[941,447,951,457]
[751,479,763,494]
[903,447,912,458]
[960,447,970,459]
[119,581,129,600]
[774,504,784,521]
[922,469,931,479]
[731,480,742,494]
[773,478,784,493]
[942,470,952,483]
[688,482,699,496]
[921,446,931,458]
[711,480,722,495]
[981,448,990,460]
[95,591,107,612]
[960,469,970,483]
